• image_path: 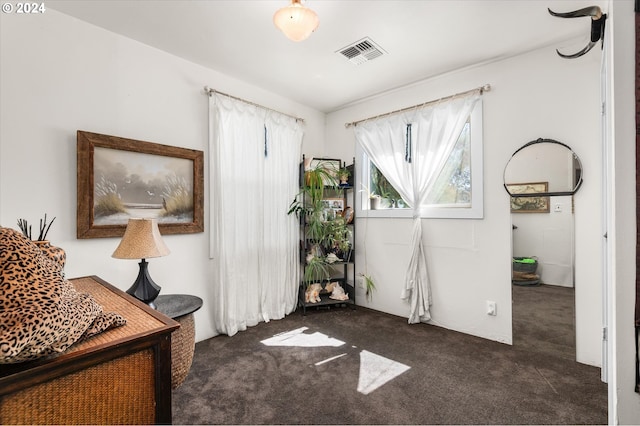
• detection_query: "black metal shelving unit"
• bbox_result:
[298,156,356,314]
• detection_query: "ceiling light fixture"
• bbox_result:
[273,0,319,42]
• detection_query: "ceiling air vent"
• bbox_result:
[337,37,386,65]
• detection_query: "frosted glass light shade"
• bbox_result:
[112,218,170,259]
[273,0,319,42]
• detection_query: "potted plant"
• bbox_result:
[369,194,382,210]
[337,167,350,186]
[371,166,398,208]
[304,253,329,284]
[324,216,352,260]
[289,159,345,252]
[360,273,376,302]
[304,159,338,201]
[288,160,338,219]
[359,183,382,210]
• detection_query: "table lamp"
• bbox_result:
[112,218,170,309]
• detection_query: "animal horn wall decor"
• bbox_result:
[548,5,606,58]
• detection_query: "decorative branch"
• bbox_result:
[38,214,56,241]
[17,219,32,239]
[16,214,56,241]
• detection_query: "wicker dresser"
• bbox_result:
[0,275,179,425]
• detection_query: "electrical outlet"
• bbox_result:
[356,275,366,289]
[486,301,497,316]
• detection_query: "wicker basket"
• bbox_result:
[170,313,196,389]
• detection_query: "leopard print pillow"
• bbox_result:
[0,227,126,364]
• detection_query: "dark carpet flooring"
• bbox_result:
[172,284,607,425]
[512,283,576,361]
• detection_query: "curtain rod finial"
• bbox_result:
[482,84,491,93]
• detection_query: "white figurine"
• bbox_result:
[329,282,349,301]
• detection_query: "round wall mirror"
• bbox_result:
[503,138,583,197]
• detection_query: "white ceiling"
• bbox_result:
[47,0,604,113]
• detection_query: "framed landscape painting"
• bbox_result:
[507,182,550,213]
[77,131,204,238]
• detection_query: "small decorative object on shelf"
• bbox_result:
[305,283,322,303]
[329,282,349,301]
[337,167,351,186]
[342,206,354,224]
[288,156,356,314]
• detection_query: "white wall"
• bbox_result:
[607,0,640,423]
[326,45,602,363]
[512,195,574,287]
[0,9,326,342]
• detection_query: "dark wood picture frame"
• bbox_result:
[507,181,550,213]
[77,131,204,239]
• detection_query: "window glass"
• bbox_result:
[426,121,471,206]
[370,162,408,209]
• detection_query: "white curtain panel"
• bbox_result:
[354,92,480,324]
[209,94,302,336]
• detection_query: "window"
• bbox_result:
[357,100,483,219]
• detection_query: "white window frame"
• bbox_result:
[355,99,484,219]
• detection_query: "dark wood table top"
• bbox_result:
[154,294,203,319]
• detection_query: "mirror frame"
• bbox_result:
[503,138,583,198]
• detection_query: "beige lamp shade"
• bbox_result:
[273,0,319,42]
[112,218,170,260]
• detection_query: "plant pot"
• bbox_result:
[370,197,381,210]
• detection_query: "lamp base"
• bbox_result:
[126,259,161,309]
